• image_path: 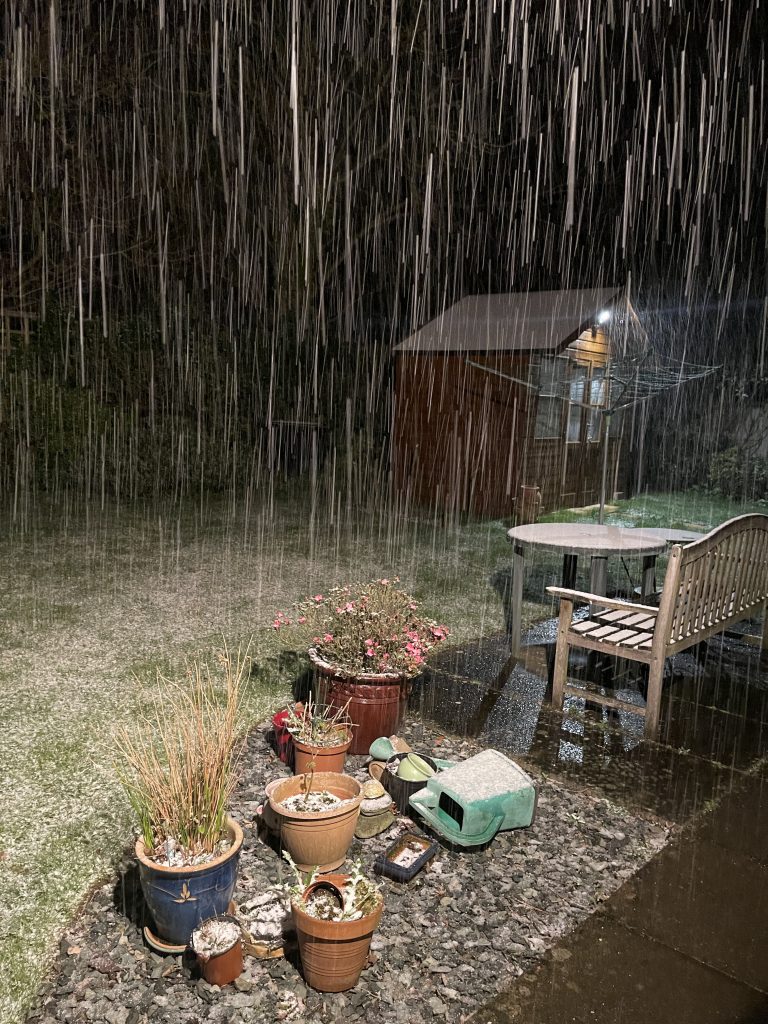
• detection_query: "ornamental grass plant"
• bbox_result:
[274,578,448,677]
[115,644,250,864]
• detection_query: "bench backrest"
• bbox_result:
[657,514,768,648]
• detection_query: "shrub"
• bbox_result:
[708,447,768,499]
[274,579,448,677]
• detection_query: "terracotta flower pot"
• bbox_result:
[309,649,410,755]
[292,874,384,992]
[200,938,243,986]
[135,817,243,947]
[192,915,244,986]
[291,731,352,775]
[268,772,363,872]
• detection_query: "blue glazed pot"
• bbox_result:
[135,817,243,947]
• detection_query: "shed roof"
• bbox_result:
[394,288,622,354]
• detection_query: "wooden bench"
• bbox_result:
[546,513,768,739]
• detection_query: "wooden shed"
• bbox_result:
[392,287,628,519]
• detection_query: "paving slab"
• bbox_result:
[470,914,768,1024]
[605,833,768,994]
[695,768,768,865]
[514,712,744,823]
[657,689,768,770]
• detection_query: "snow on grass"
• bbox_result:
[0,494,519,1023]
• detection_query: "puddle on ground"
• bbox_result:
[414,626,767,825]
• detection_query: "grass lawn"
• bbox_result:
[0,490,517,1024]
[0,487,761,1023]
[539,490,767,530]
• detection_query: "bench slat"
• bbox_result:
[567,623,656,649]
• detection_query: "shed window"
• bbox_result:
[533,358,566,439]
[566,368,587,442]
[535,396,561,438]
[586,368,606,443]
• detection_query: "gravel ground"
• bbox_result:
[27,719,670,1024]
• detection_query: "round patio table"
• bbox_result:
[505,523,667,656]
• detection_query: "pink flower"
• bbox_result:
[366,648,375,657]
[313,594,324,602]
[323,633,334,644]
[298,616,306,624]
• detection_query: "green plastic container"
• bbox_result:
[408,749,536,847]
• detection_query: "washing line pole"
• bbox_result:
[599,410,612,525]
[598,321,614,525]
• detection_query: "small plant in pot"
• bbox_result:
[273,579,449,753]
[284,693,354,774]
[284,852,384,992]
[116,644,249,949]
[190,914,244,986]
[267,768,363,872]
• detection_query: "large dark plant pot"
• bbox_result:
[135,816,243,947]
[292,874,384,992]
[309,649,410,755]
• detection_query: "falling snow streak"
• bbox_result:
[0,0,764,508]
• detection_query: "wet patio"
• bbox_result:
[415,616,768,1022]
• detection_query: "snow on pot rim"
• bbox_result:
[267,773,363,818]
[134,816,244,874]
[191,915,242,958]
[308,648,404,682]
[280,790,357,814]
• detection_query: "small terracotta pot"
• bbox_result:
[193,916,244,986]
[292,874,384,992]
[268,772,363,872]
[200,939,243,986]
[292,732,352,775]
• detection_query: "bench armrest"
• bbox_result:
[546,586,659,615]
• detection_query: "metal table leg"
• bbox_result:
[641,555,657,599]
[589,555,608,597]
[511,543,525,657]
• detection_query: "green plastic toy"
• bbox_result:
[408,749,537,847]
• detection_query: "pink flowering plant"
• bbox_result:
[273,578,449,677]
